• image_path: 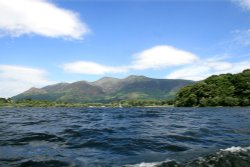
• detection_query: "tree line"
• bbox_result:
[175,69,250,107]
[0,98,174,107]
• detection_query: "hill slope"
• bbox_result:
[175,69,250,107]
[13,75,194,103]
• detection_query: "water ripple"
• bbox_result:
[0,107,250,166]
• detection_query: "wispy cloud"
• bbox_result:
[231,29,250,47]
[0,0,89,39]
[233,0,250,10]
[229,1,250,47]
[0,65,54,98]
[62,45,198,75]
[166,58,250,81]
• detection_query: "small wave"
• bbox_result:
[167,134,200,142]
[162,144,189,152]
[62,128,114,138]
[2,132,65,146]
[18,160,73,167]
[67,139,109,149]
[125,146,250,167]
[22,120,49,126]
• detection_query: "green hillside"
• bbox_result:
[175,69,250,107]
[13,75,194,103]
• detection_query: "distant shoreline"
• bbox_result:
[0,105,175,108]
[1,105,250,108]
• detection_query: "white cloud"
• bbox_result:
[166,58,250,81]
[0,65,54,98]
[230,0,250,46]
[63,61,128,75]
[62,45,198,75]
[62,45,250,80]
[233,0,250,10]
[131,45,198,70]
[0,0,89,39]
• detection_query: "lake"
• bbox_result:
[0,107,250,167]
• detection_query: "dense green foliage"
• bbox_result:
[13,75,193,103]
[0,98,174,108]
[175,69,250,107]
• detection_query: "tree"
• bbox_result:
[175,69,250,107]
[0,98,7,103]
[223,97,239,106]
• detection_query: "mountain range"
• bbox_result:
[13,75,194,103]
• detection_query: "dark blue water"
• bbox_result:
[0,107,250,167]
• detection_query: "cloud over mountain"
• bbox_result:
[0,65,54,98]
[63,61,128,75]
[166,58,250,81]
[131,45,198,70]
[62,45,198,75]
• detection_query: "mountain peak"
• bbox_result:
[42,82,69,92]
[124,75,151,81]
[66,81,92,88]
[92,77,121,92]
[28,87,39,91]
[95,76,119,83]
[23,87,47,94]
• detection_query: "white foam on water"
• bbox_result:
[125,146,250,167]
[124,159,172,167]
[125,162,158,167]
[221,146,250,153]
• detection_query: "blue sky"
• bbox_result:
[1,0,250,97]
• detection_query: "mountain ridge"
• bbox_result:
[13,75,194,103]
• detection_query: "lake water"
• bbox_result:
[0,107,250,167]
